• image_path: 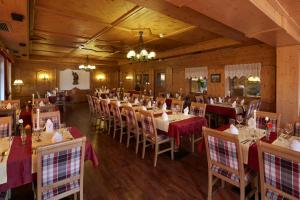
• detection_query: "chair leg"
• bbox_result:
[154,143,159,167]
[254,177,259,200]
[240,186,245,200]
[207,172,213,200]
[113,123,117,139]
[135,134,139,154]
[171,139,174,160]
[191,134,195,153]
[120,126,124,143]
[126,130,130,148]
[108,119,111,135]
[142,138,146,159]
[74,193,77,200]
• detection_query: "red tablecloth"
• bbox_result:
[206,104,237,119]
[161,117,207,146]
[166,98,172,108]
[19,108,32,127]
[0,127,99,192]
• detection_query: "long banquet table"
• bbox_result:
[0,127,99,192]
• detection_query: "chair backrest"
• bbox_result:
[34,98,49,105]
[33,105,57,113]
[255,100,261,111]
[190,102,206,117]
[156,97,166,108]
[139,110,158,142]
[203,127,245,185]
[132,94,140,99]
[32,111,61,130]
[0,116,12,138]
[123,106,138,132]
[0,100,20,110]
[258,141,300,200]
[110,102,122,123]
[256,111,281,132]
[86,95,94,113]
[294,119,300,137]
[195,96,204,103]
[245,100,256,119]
[92,96,101,115]
[171,99,184,112]
[36,137,86,200]
[100,100,111,118]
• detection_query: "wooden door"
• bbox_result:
[154,70,166,97]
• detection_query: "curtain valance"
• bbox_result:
[185,67,208,79]
[224,63,261,78]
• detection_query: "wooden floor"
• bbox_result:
[12,103,243,200]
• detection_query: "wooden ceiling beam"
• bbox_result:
[157,37,241,59]
[27,55,118,65]
[33,29,90,41]
[126,0,254,43]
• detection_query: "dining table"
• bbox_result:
[0,108,17,134]
[0,127,99,192]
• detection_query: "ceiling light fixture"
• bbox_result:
[126,31,156,62]
[79,56,96,71]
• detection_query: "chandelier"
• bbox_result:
[79,56,96,71]
[127,31,156,61]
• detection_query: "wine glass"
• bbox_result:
[284,123,293,136]
[236,115,244,128]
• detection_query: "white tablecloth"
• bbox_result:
[155,114,194,132]
[0,137,13,184]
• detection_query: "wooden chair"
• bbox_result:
[0,116,12,138]
[32,105,57,113]
[86,95,95,121]
[92,96,104,130]
[0,100,20,110]
[111,102,127,143]
[32,111,61,130]
[156,97,166,108]
[100,100,113,134]
[170,99,184,112]
[34,98,49,105]
[258,141,300,200]
[139,110,174,167]
[203,127,258,200]
[123,106,142,154]
[256,111,281,133]
[190,102,207,152]
[36,137,86,200]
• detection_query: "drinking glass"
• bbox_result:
[284,123,293,136]
[236,115,244,128]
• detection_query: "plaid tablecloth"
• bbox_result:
[0,127,99,192]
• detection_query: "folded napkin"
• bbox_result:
[6,103,12,109]
[166,93,170,98]
[39,101,45,107]
[45,119,54,132]
[117,101,121,107]
[141,106,147,111]
[47,91,52,97]
[218,97,222,103]
[232,101,237,108]
[124,96,128,101]
[240,99,245,106]
[127,102,132,107]
[290,140,300,152]
[210,98,214,105]
[106,89,109,93]
[162,103,167,111]
[230,124,239,135]
[162,112,169,121]
[51,131,63,143]
[147,101,152,108]
[134,98,139,104]
[106,98,110,104]
[113,96,118,100]
[247,117,256,129]
[183,107,189,115]
[175,93,179,98]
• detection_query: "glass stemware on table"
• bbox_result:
[236,114,244,128]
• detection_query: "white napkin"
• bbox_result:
[117,101,121,107]
[147,101,152,108]
[210,98,214,105]
[218,97,222,103]
[175,93,179,98]
[290,140,300,152]
[39,101,45,107]
[232,101,237,108]
[247,117,256,129]
[134,98,139,104]
[6,103,12,109]
[162,112,169,121]
[230,124,239,135]
[106,89,109,93]
[47,91,52,97]
[106,98,110,104]
[183,107,189,115]
[162,103,167,111]
[45,119,54,133]
[127,103,132,107]
[124,96,128,101]
[141,106,147,111]
[114,96,118,100]
[240,99,245,106]
[51,131,63,143]
[166,93,170,98]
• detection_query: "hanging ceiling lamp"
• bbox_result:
[127,31,156,62]
[79,56,96,71]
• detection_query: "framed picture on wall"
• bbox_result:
[211,74,221,83]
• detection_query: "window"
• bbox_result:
[191,77,208,93]
[229,76,260,97]
[0,55,4,100]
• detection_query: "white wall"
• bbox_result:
[59,69,90,90]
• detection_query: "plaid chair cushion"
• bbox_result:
[41,147,81,200]
[190,106,205,117]
[141,115,156,140]
[125,109,137,130]
[207,135,238,170]
[34,116,60,130]
[0,123,9,138]
[263,152,300,199]
[101,101,110,117]
[294,122,300,137]
[266,189,288,200]
[212,165,256,184]
[256,117,277,132]
[111,105,122,123]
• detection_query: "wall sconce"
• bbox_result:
[13,79,24,94]
[125,75,133,80]
[96,74,105,81]
[40,73,49,81]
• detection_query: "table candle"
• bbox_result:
[37,108,40,130]
[254,110,257,129]
[32,94,35,105]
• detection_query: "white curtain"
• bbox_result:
[225,63,261,78]
[185,67,208,79]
